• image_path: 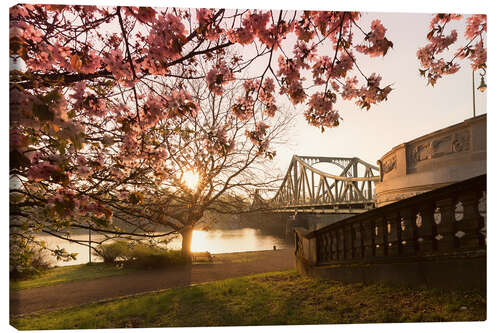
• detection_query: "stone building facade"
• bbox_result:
[375,114,486,206]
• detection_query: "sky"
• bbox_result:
[269,11,487,174]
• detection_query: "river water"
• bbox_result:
[37,228,292,266]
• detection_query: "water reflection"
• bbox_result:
[36,233,107,266]
[179,228,288,254]
[36,228,290,266]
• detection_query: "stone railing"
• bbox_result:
[295,174,486,289]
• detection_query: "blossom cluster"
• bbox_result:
[246,121,270,154]
[305,92,340,128]
[196,9,223,41]
[146,14,187,63]
[417,14,486,85]
[47,189,112,221]
[206,60,234,95]
[341,74,392,110]
[227,11,290,48]
[203,125,235,156]
[355,20,393,57]
[277,55,306,105]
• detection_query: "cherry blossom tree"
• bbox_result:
[417,14,486,86]
[10,5,396,260]
[98,76,294,256]
[11,5,485,262]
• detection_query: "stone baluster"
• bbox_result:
[362,219,375,259]
[337,226,345,260]
[344,225,353,260]
[320,233,328,262]
[434,198,456,252]
[330,229,338,262]
[325,232,332,261]
[457,191,484,250]
[416,203,435,253]
[386,212,401,257]
[352,222,363,259]
[317,234,324,262]
[399,208,417,256]
[374,217,387,257]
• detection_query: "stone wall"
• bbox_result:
[295,254,485,291]
[294,175,486,291]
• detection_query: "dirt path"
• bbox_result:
[10,249,294,316]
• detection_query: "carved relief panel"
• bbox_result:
[382,156,397,174]
[408,129,471,169]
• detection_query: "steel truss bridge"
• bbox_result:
[253,155,380,214]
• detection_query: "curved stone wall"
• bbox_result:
[375,114,486,206]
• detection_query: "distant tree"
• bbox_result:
[96,77,293,255]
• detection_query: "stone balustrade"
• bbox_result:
[295,174,486,290]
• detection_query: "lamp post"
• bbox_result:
[472,70,476,117]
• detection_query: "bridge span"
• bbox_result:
[253,155,380,214]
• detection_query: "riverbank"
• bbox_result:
[11,270,486,329]
[11,250,283,291]
[36,228,293,266]
[10,249,294,316]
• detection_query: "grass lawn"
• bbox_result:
[10,250,269,291]
[10,263,139,291]
[11,271,486,329]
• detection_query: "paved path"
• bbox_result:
[10,249,294,316]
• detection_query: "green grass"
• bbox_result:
[11,271,486,329]
[10,251,267,291]
[10,263,137,291]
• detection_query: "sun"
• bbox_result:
[182,170,199,190]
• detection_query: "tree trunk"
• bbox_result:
[181,225,193,258]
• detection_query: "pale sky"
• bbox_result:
[270,11,487,174]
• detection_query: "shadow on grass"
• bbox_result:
[161,286,245,327]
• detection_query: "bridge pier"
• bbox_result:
[285,214,308,235]
[239,211,356,240]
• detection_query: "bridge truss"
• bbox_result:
[255,155,380,214]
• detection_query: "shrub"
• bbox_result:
[127,243,189,269]
[10,238,53,280]
[94,240,130,264]
[94,240,189,269]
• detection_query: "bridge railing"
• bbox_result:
[294,175,486,288]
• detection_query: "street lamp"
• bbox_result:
[472,68,487,117]
[477,68,487,92]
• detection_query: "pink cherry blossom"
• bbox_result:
[27,161,60,181]
[246,121,270,154]
[356,20,393,57]
[206,60,234,95]
[305,92,339,128]
[418,14,486,85]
